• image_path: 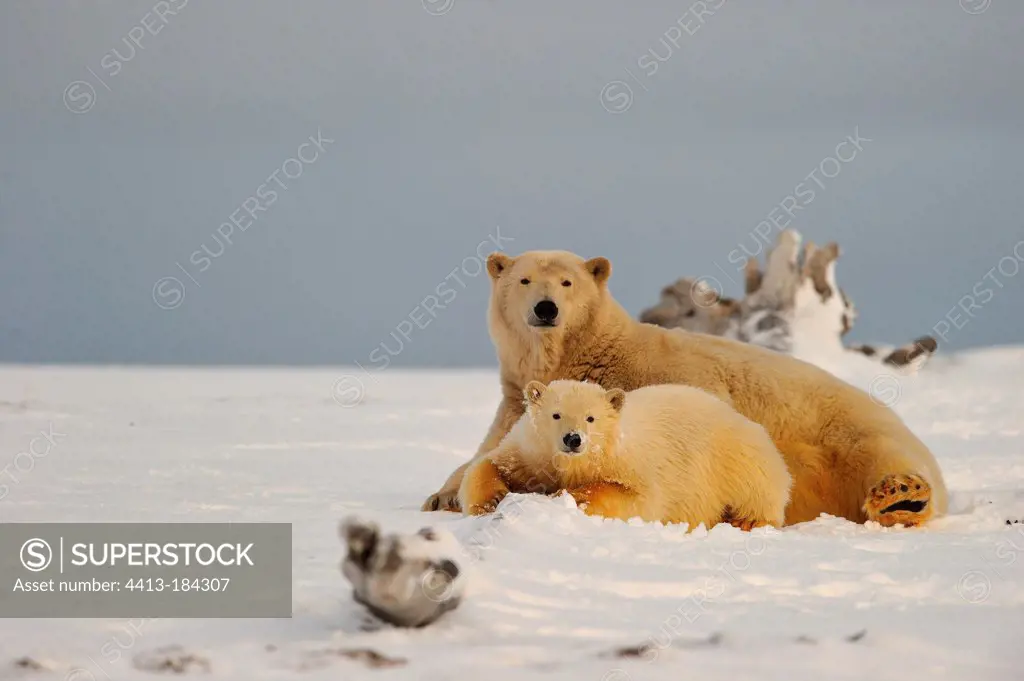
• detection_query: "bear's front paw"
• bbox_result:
[864,473,932,527]
[421,490,462,513]
[726,517,764,532]
[566,482,634,520]
[720,505,769,532]
[568,487,592,509]
[458,458,510,516]
[467,491,507,516]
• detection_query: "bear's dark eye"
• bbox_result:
[520,278,530,285]
[562,280,572,287]
[684,310,696,318]
[552,413,561,420]
[586,416,594,423]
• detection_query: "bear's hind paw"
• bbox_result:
[864,473,932,527]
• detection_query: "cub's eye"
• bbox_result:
[562,280,572,287]
[586,416,594,423]
[684,310,696,318]
[520,278,530,285]
[552,413,561,420]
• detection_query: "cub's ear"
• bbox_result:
[584,257,612,286]
[487,253,514,280]
[524,380,547,405]
[606,388,626,412]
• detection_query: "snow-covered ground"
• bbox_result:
[1,349,1023,679]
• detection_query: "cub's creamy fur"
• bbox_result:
[424,250,947,528]
[459,380,792,529]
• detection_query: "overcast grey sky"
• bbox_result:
[1,1,1022,366]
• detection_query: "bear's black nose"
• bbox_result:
[562,432,583,451]
[533,299,559,323]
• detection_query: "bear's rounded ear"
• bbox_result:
[487,253,514,280]
[585,257,612,286]
[524,380,547,405]
[606,388,626,412]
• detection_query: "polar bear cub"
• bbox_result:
[459,380,792,530]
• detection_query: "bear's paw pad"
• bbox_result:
[864,473,932,527]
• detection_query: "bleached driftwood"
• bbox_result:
[639,229,937,370]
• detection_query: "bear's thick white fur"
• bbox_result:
[459,380,793,530]
[426,250,946,528]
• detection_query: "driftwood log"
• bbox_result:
[639,229,937,370]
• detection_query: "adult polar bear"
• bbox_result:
[422,250,947,527]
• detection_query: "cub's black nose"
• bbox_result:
[562,432,583,451]
[534,299,558,322]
